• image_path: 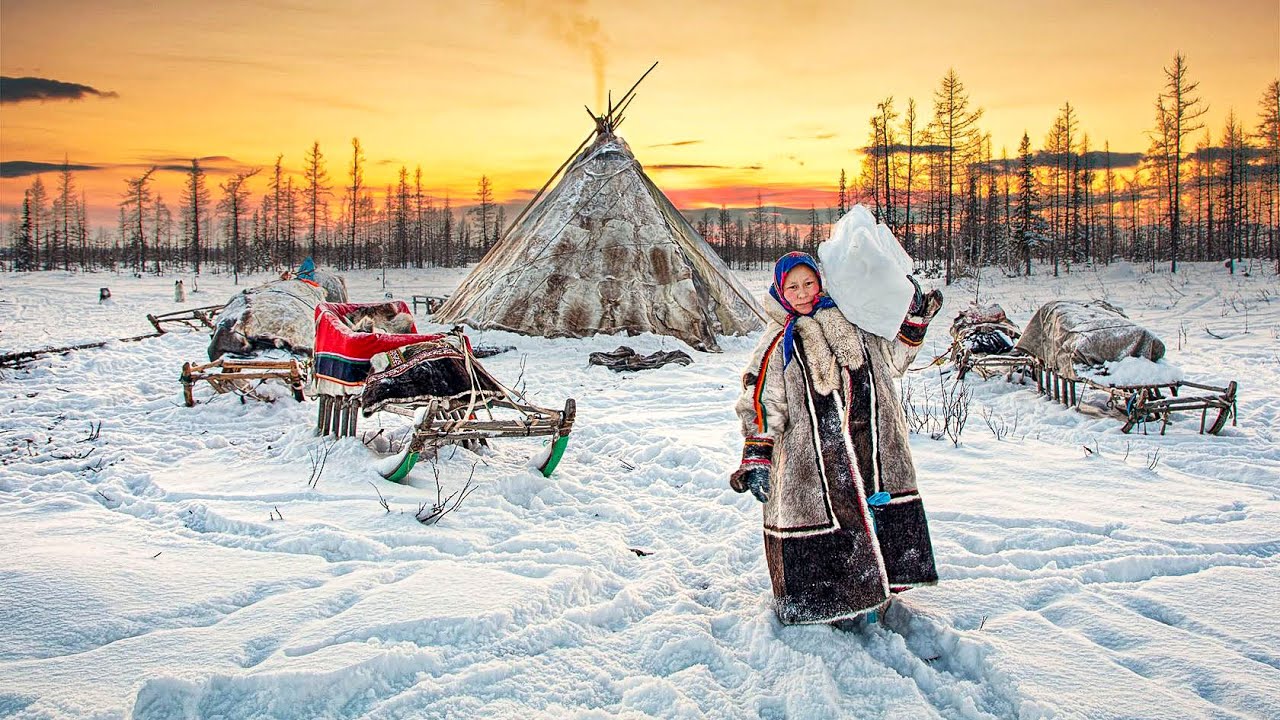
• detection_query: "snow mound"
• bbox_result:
[1078,356,1186,386]
[817,205,914,339]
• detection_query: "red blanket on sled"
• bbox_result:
[313,301,445,395]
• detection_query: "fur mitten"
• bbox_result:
[729,436,774,503]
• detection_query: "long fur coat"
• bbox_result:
[735,295,939,624]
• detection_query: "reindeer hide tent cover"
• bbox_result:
[433,131,763,351]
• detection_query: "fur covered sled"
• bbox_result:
[180,270,348,406]
[208,271,347,360]
[1011,301,1237,435]
[312,302,576,482]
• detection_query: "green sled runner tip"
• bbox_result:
[379,434,568,484]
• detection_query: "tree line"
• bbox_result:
[704,54,1279,280]
[6,139,505,280]
[5,53,1279,281]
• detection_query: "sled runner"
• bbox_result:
[311,301,576,481]
[1008,301,1238,435]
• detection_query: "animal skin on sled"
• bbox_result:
[208,270,348,360]
[360,341,505,416]
[950,303,1021,356]
[1015,300,1165,376]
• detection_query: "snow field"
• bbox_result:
[1,262,1277,719]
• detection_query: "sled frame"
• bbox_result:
[314,329,576,480]
[1019,358,1237,436]
[951,346,1036,381]
[148,304,225,334]
[181,356,307,407]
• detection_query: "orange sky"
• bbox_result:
[2,0,1277,228]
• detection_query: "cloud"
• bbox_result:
[1185,146,1265,164]
[122,157,248,174]
[647,164,763,172]
[0,156,253,179]
[0,160,101,178]
[1,76,119,104]
[1033,150,1145,169]
[147,155,238,165]
[649,140,703,148]
[862,142,951,156]
[133,52,283,73]
[648,163,730,170]
[786,132,837,141]
[665,184,837,211]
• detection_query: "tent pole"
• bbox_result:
[500,128,596,241]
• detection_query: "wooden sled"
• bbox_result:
[954,301,1238,436]
[180,356,306,407]
[949,303,1030,381]
[1023,361,1237,435]
[338,394,577,483]
[148,304,225,334]
[312,303,576,481]
[952,346,1036,381]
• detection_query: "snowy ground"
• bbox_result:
[1,262,1277,719]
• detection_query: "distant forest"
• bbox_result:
[5,54,1279,282]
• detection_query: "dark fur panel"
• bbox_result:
[871,497,939,587]
[767,531,889,624]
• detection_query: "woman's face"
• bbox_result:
[782,264,820,314]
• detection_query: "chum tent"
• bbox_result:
[433,93,763,352]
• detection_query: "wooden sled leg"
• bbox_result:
[317,395,331,435]
[181,362,196,407]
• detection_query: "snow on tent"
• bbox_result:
[433,69,763,352]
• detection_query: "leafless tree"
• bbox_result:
[1154,52,1208,272]
[1254,80,1280,274]
[54,156,79,271]
[931,69,984,285]
[182,159,211,273]
[303,141,331,262]
[120,167,157,274]
[346,138,365,270]
[218,168,260,284]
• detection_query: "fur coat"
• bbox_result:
[735,294,939,624]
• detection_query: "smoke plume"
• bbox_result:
[499,0,608,112]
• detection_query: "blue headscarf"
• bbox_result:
[769,252,837,366]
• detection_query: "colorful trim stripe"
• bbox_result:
[897,319,928,347]
[753,331,786,433]
[742,436,774,463]
[314,352,372,386]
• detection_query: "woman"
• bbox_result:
[730,252,943,626]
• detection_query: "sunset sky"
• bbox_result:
[2,0,1277,228]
